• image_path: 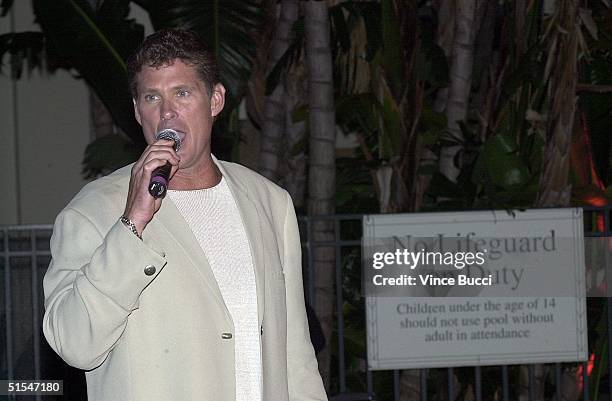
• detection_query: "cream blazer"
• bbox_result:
[42,157,327,401]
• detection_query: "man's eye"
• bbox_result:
[177,89,190,97]
[144,94,159,102]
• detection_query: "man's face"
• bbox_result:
[133,59,225,173]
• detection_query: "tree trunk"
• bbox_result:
[259,0,299,182]
[282,66,307,208]
[439,0,480,182]
[535,0,578,207]
[241,0,277,170]
[528,1,579,400]
[89,89,115,139]
[433,0,456,113]
[304,0,336,390]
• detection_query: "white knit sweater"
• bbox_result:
[168,177,262,401]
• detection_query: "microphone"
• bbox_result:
[148,129,182,199]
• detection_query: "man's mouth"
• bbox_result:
[155,128,187,152]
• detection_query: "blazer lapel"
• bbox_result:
[147,195,232,322]
[215,157,266,327]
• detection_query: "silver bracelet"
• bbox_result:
[120,215,143,240]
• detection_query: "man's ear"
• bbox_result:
[210,83,226,117]
[133,98,142,125]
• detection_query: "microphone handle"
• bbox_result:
[148,162,172,199]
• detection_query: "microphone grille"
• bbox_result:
[156,129,182,152]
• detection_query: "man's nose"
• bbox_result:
[160,100,178,121]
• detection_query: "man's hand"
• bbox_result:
[123,138,180,235]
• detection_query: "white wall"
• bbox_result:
[0,2,152,225]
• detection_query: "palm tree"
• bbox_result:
[438,0,483,182]
[304,0,336,389]
[525,1,579,400]
[535,0,579,207]
[259,0,299,182]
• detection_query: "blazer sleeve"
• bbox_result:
[282,192,328,401]
[42,207,167,370]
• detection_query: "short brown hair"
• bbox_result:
[127,29,220,97]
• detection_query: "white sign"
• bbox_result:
[364,208,587,370]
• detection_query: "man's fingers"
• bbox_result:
[154,138,177,146]
[136,150,180,176]
[133,140,179,168]
[149,139,179,151]
[142,151,180,166]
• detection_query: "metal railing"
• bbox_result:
[1,206,612,401]
[1,225,53,401]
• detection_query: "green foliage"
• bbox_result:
[428,0,558,209]
[33,0,145,145]
[499,41,548,100]
[0,32,49,79]
[579,2,612,184]
[346,1,382,62]
[0,0,145,142]
[335,93,379,133]
[336,157,378,214]
[380,0,403,96]
[474,133,531,189]
[416,14,449,90]
[419,105,447,146]
[1,0,13,16]
[330,5,351,52]
[265,18,304,96]
[589,299,607,401]
[82,134,142,179]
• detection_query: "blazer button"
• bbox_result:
[260,326,263,336]
[221,332,233,340]
[144,265,156,276]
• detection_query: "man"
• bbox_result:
[43,29,327,401]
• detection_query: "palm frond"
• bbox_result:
[1,0,14,17]
[33,0,145,144]
[0,32,48,78]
